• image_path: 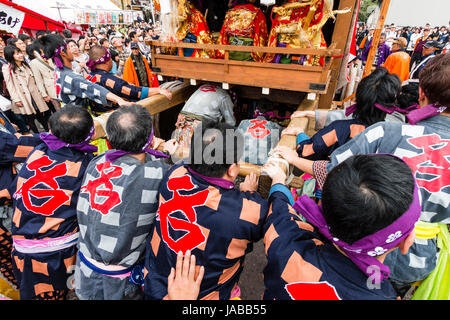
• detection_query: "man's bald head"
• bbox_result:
[106,105,154,153]
[49,104,94,144]
[88,45,113,71]
[88,45,107,62]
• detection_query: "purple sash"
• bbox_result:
[188,168,235,190]
[86,49,112,70]
[40,126,97,153]
[105,127,169,163]
[345,102,447,125]
[344,103,414,117]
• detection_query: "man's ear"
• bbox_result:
[418,86,428,104]
[226,163,240,180]
[399,230,416,255]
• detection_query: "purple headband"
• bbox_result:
[292,156,422,282]
[344,103,411,117]
[86,49,112,70]
[40,126,98,153]
[53,43,68,70]
[105,127,170,163]
[406,103,448,125]
[187,168,235,190]
[254,109,291,120]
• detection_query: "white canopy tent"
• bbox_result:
[12,0,122,24]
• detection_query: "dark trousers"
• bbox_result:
[21,111,51,133]
[410,52,422,69]
[4,110,28,134]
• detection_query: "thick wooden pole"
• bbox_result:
[318,0,360,109]
[139,82,197,115]
[363,0,391,77]
[92,83,196,139]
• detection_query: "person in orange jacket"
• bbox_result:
[359,27,375,53]
[383,37,411,83]
[123,41,159,88]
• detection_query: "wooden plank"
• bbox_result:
[149,40,342,56]
[139,83,197,115]
[318,0,360,109]
[154,57,330,93]
[363,0,391,77]
[154,54,327,72]
[278,97,318,149]
[93,119,107,140]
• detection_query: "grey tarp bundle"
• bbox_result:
[237,116,282,166]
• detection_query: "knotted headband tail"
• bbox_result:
[406,103,448,125]
[53,44,68,70]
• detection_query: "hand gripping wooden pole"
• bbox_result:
[241,95,319,197]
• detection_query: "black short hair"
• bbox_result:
[66,39,77,46]
[25,44,36,60]
[31,39,44,55]
[88,45,107,62]
[106,105,153,153]
[37,34,67,61]
[35,30,47,38]
[48,105,94,144]
[187,122,244,179]
[322,155,415,244]
[397,83,419,109]
[255,98,273,115]
[18,34,31,42]
[110,48,119,62]
[353,67,401,126]
[128,31,137,40]
[7,37,19,47]
[4,45,28,71]
[62,29,72,39]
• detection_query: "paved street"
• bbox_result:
[238,240,267,300]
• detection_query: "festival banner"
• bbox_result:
[73,10,140,25]
[97,12,106,24]
[0,2,25,35]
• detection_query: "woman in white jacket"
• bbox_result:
[2,45,50,133]
[27,41,61,112]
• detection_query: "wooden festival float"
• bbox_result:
[95,0,361,197]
